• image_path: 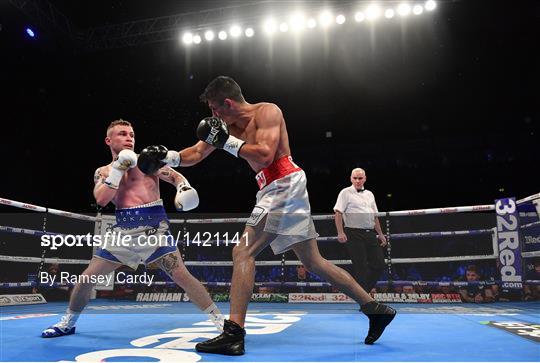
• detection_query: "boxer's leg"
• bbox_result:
[292,238,372,304]
[195,221,276,355]
[229,223,276,327]
[155,250,224,330]
[42,257,120,338]
[69,257,121,311]
[292,238,396,344]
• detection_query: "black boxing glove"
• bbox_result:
[196,117,245,157]
[138,145,180,175]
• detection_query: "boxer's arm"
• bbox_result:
[179,141,215,167]
[158,166,200,211]
[237,104,281,167]
[157,166,188,188]
[93,167,117,207]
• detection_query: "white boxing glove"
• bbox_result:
[174,181,199,211]
[104,149,138,189]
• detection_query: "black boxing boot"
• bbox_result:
[361,301,397,345]
[195,319,246,355]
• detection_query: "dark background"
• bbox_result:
[1,0,538,215]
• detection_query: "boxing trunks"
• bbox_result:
[247,156,319,254]
[94,199,177,269]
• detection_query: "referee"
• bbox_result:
[334,168,387,292]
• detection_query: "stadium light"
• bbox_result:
[413,4,424,15]
[336,14,346,25]
[230,25,242,37]
[385,9,395,19]
[290,13,306,31]
[263,18,277,34]
[193,34,201,44]
[319,11,333,27]
[398,3,412,16]
[354,12,365,22]
[204,30,214,41]
[182,32,193,45]
[425,0,437,11]
[245,28,254,37]
[307,18,317,28]
[365,4,382,20]
[218,30,227,40]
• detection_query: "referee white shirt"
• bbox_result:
[333,186,378,229]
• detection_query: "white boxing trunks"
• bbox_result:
[247,156,319,254]
[94,199,177,269]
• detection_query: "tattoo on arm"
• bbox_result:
[158,167,183,186]
[94,168,104,184]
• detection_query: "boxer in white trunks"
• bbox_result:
[42,119,223,338]
[138,77,396,355]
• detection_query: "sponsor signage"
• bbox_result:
[289,293,354,303]
[518,198,540,252]
[136,293,185,302]
[212,293,288,303]
[483,321,540,343]
[372,293,462,303]
[0,294,47,306]
[495,198,523,290]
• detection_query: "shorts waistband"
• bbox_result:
[115,201,168,228]
[255,156,302,190]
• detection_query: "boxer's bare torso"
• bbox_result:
[180,102,292,173]
[94,165,160,209]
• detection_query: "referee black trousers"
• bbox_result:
[344,227,386,292]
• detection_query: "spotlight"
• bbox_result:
[279,22,289,32]
[365,4,382,20]
[290,13,306,31]
[245,27,254,37]
[263,18,277,34]
[230,25,242,37]
[425,0,437,11]
[336,14,346,25]
[397,3,411,16]
[193,34,201,44]
[319,11,333,27]
[204,31,214,41]
[354,12,365,22]
[218,30,227,40]
[413,4,424,15]
[307,18,317,28]
[385,9,395,19]
[25,27,35,38]
[182,32,193,44]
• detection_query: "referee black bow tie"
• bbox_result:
[357,188,365,193]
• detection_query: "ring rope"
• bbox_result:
[1,192,537,224]
[0,254,497,266]
[3,279,539,289]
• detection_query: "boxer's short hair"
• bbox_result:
[200,76,245,104]
[107,119,132,135]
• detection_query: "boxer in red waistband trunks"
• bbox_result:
[138,77,396,355]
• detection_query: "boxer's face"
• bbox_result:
[208,99,234,124]
[106,125,135,154]
[351,171,366,189]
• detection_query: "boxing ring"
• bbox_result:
[1,193,539,361]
